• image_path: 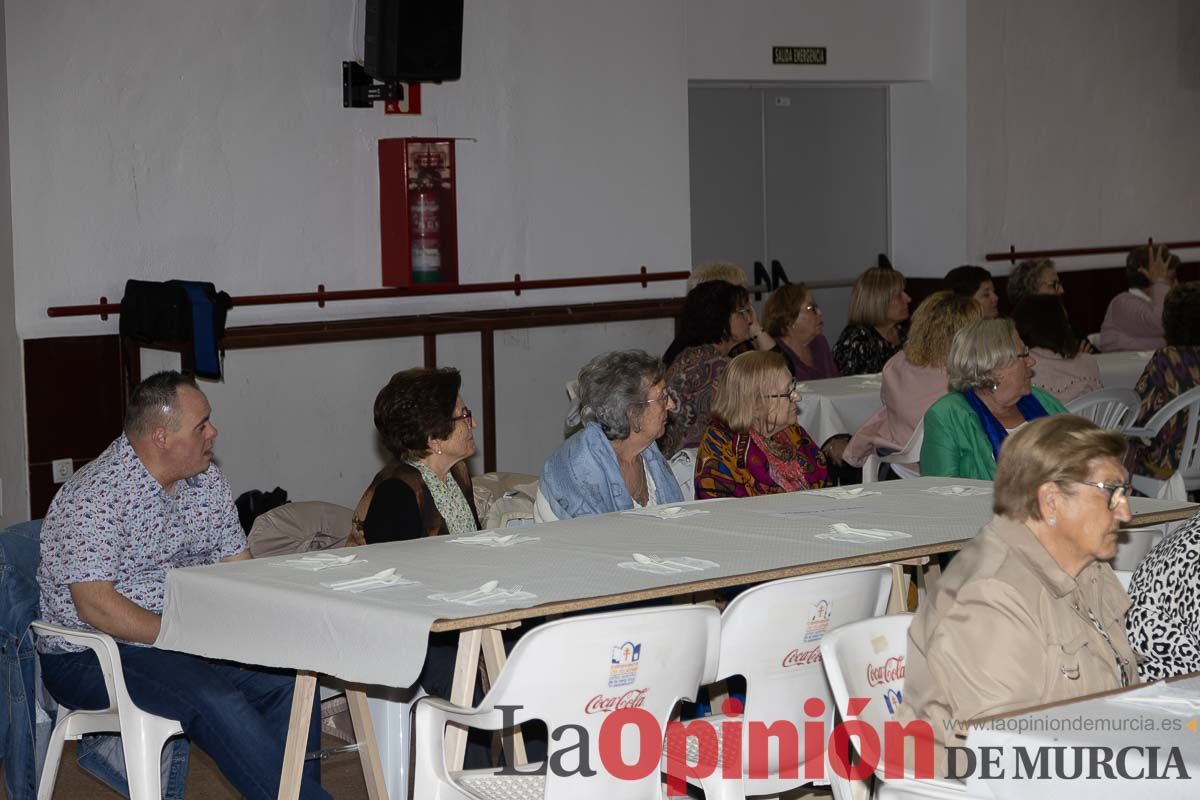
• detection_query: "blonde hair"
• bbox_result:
[688,261,747,292]
[905,291,984,368]
[762,283,811,338]
[712,351,792,434]
[946,318,1020,392]
[994,416,1128,522]
[847,267,905,328]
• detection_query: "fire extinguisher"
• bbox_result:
[410,151,442,284]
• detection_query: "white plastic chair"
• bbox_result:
[32,621,184,800]
[666,566,892,800]
[1065,387,1140,431]
[862,420,925,483]
[668,447,698,502]
[1125,385,1200,495]
[820,615,966,800]
[413,605,721,800]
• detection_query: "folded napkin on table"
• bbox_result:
[617,553,719,575]
[622,506,709,519]
[816,523,912,544]
[276,553,364,571]
[923,485,992,497]
[809,487,882,500]
[448,532,540,548]
[321,568,417,592]
[428,580,537,607]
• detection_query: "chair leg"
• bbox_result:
[120,722,170,800]
[37,721,70,800]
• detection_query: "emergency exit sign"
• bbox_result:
[773,46,827,65]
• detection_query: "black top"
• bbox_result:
[833,322,909,376]
[362,479,423,544]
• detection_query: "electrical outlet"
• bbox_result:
[52,459,75,483]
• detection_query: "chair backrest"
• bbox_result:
[247,501,353,557]
[1147,386,1200,489]
[1108,526,1165,572]
[715,566,891,787]
[668,447,698,502]
[819,613,914,781]
[1066,387,1140,431]
[862,419,925,482]
[482,604,720,800]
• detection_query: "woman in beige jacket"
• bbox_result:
[899,415,1137,776]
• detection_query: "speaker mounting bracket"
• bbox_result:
[343,61,405,108]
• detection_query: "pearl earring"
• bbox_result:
[1047,516,1056,526]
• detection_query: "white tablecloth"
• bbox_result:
[965,675,1200,798]
[155,481,1189,690]
[1094,350,1152,390]
[797,352,1153,444]
[795,373,886,444]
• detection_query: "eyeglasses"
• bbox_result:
[734,306,755,319]
[1073,480,1133,510]
[1015,350,1032,361]
[763,380,803,400]
[1041,280,1063,291]
[799,302,820,315]
[450,407,474,424]
[633,389,676,408]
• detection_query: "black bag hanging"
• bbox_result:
[119,279,232,379]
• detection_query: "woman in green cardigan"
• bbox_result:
[921,318,1068,479]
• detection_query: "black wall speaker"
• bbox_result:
[364,0,464,83]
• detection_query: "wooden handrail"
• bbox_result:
[119,296,685,472]
[46,267,689,319]
[985,239,1200,263]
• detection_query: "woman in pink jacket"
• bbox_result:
[1099,245,1177,352]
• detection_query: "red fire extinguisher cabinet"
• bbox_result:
[379,138,460,288]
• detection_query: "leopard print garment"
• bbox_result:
[1126,511,1200,681]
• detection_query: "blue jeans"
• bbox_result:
[40,646,330,800]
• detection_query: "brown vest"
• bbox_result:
[349,461,478,545]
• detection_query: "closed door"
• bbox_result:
[689,85,889,341]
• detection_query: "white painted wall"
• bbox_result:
[687,0,931,82]
[5,0,687,502]
[966,0,1200,266]
[7,0,691,344]
[889,0,968,278]
[0,5,25,524]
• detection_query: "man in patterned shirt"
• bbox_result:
[37,371,330,800]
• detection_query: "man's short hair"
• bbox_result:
[124,371,198,438]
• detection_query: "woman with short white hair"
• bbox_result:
[537,350,683,521]
[920,318,1068,480]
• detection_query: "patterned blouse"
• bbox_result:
[408,460,478,536]
[833,323,908,376]
[660,344,729,457]
[1126,511,1200,681]
[1126,346,1200,480]
[694,416,829,499]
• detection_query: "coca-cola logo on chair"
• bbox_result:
[584,688,649,714]
[867,655,905,687]
[781,646,823,668]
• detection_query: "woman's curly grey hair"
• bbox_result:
[577,350,665,441]
[947,318,1021,392]
[1006,259,1054,307]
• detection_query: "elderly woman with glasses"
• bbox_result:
[660,280,772,456]
[921,318,1068,480]
[900,415,1138,775]
[763,282,839,381]
[354,367,481,544]
[1007,258,1064,308]
[536,350,683,521]
[834,266,912,375]
[694,351,830,499]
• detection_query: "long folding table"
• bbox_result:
[153,477,1196,799]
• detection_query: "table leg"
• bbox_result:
[278,671,317,800]
[888,563,906,614]
[480,627,528,766]
[445,628,484,771]
[346,688,390,800]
